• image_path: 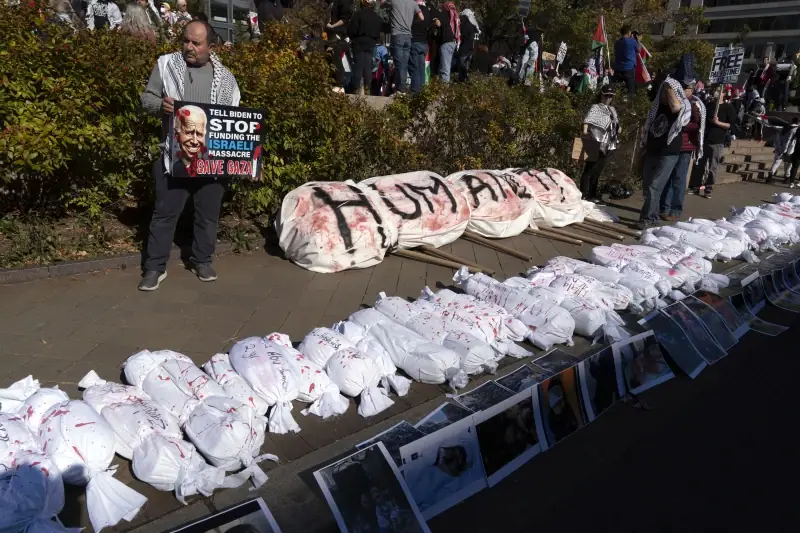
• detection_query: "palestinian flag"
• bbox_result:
[425,50,431,84]
[636,43,652,83]
[591,14,607,51]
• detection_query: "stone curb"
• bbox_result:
[0,241,254,286]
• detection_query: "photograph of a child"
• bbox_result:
[742,278,766,314]
[682,296,737,351]
[661,302,726,364]
[474,391,542,485]
[612,331,674,396]
[729,293,787,336]
[315,443,429,533]
[577,347,620,421]
[538,368,585,448]
[400,418,487,520]
[693,289,748,339]
[644,312,706,379]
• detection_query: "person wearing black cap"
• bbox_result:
[580,85,620,205]
[637,54,694,230]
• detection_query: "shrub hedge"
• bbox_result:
[0,2,651,266]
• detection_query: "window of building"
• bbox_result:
[702,15,800,33]
[232,0,250,24]
[680,0,691,7]
[705,0,775,6]
[210,0,229,22]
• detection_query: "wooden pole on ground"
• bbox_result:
[573,222,626,241]
[461,230,533,261]
[542,226,605,246]
[583,219,642,238]
[418,245,496,276]
[393,248,491,273]
[524,228,583,245]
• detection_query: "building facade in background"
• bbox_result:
[657,0,800,69]
[206,0,253,42]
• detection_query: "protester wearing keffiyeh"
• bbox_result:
[461,8,479,37]
[638,54,697,228]
[580,86,619,204]
[641,76,691,150]
[441,2,460,47]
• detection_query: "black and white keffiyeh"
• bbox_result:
[641,77,691,148]
[161,52,239,106]
[692,95,706,160]
[156,52,241,174]
[584,103,618,131]
[584,103,619,151]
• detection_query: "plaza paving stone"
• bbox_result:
[0,179,791,532]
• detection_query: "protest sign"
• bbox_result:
[708,46,745,84]
[519,0,530,17]
[169,101,265,179]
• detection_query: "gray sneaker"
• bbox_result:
[192,264,217,282]
[138,271,167,291]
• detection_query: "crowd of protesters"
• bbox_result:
[16,1,800,240]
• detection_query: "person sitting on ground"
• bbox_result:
[471,43,491,75]
[659,79,704,219]
[120,3,157,44]
[579,85,620,206]
[138,20,242,291]
[766,117,799,184]
[637,54,694,230]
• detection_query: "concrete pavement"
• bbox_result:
[0,179,794,532]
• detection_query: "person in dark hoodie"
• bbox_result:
[255,0,283,31]
[456,7,479,82]
[409,0,432,93]
[327,0,354,91]
[432,2,459,83]
[349,0,383,95]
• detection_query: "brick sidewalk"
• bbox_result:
[0,179,789,531]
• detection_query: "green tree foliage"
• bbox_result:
[0,1,719,267]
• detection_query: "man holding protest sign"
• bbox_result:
[139,20,242,291]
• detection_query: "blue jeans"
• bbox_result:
[391,34,412,92]
[659,151,693,217]
[409,41,428,93]
[439,41,456,83]
[639,153,680,223]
